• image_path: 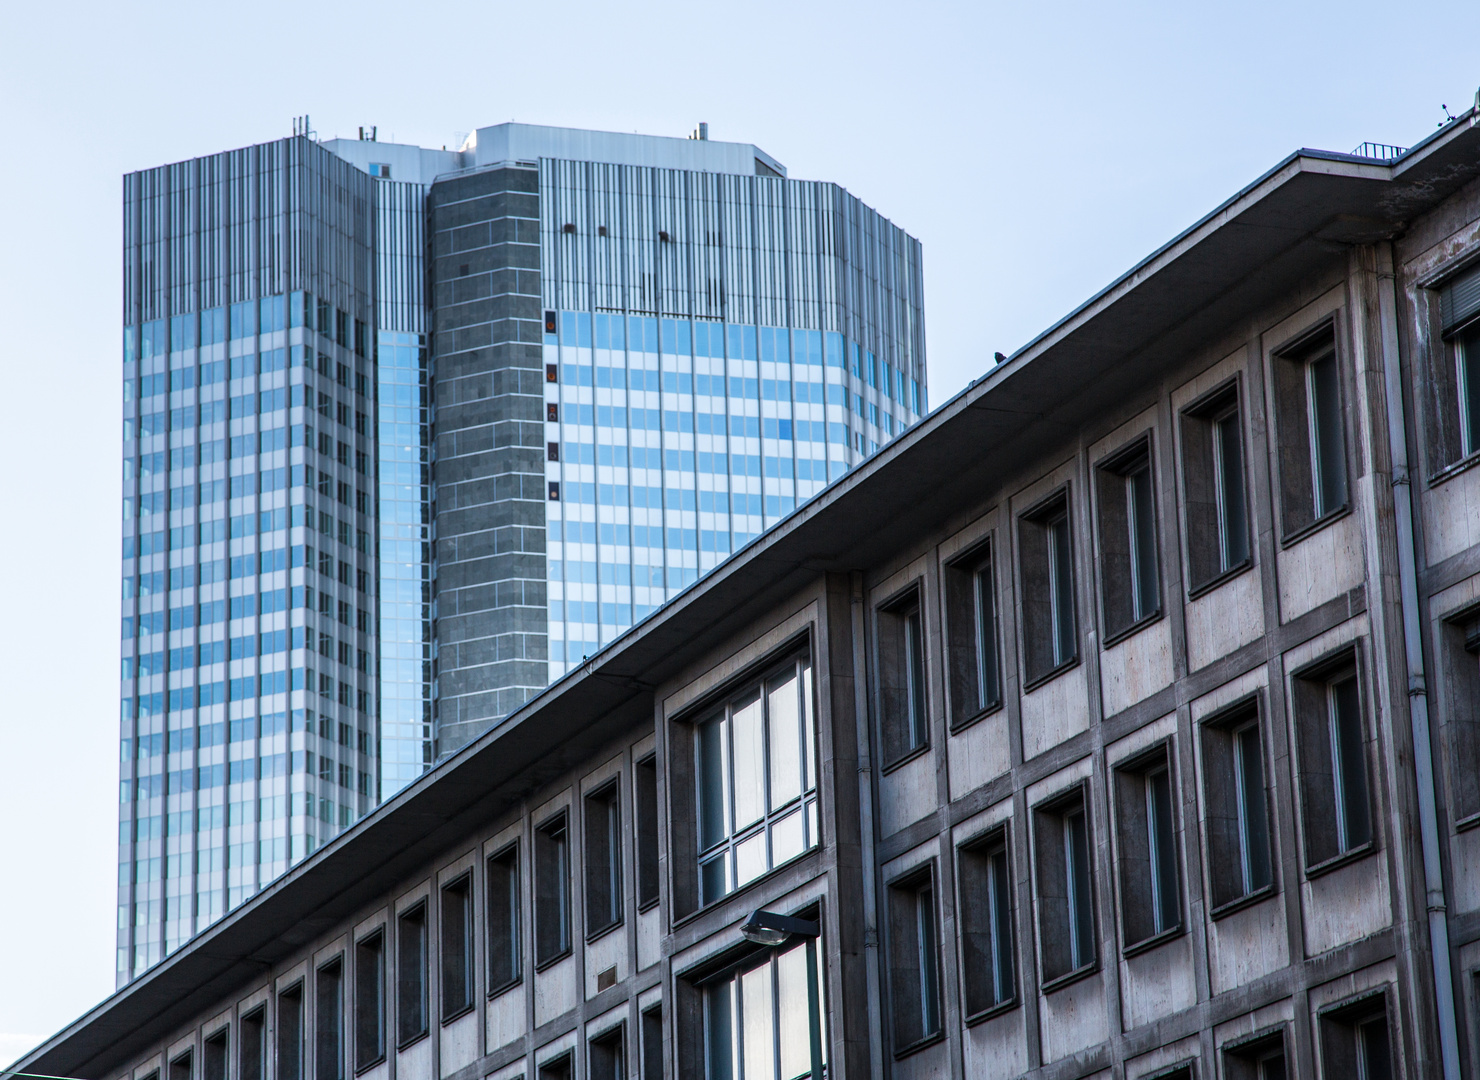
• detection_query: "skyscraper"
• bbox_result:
[117,121,925,984]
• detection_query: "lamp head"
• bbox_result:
[740,909,820,946]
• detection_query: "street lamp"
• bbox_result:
[739,908,820,946]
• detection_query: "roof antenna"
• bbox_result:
[1440,102,1460,127]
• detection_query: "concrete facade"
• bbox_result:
[55,109,1480,1080]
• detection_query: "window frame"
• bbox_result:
[276,981,304,1080]
[583,778,624,940]
[955,824,1017,1021]
[634,754,661,911]
[353,928,386,1072]
[1094,435,1164,643]
[1032,782,1098,989]
[315,955,345,1080]
[1018,487,1079,688]
[1318,991,1395,1080]
[1270,320,1351,543]
[439,872,475,1022]
[875,582,931,768]
[1221,1026,1290,1080]
[1180,378,1254,597]
[1199,698,1277,918]
[885,863,945,1055]
[691,652,820,908]
[534,811,573,969]
[943,538,1003,732]
[485,840,523,996]
[698,925,829,1080]
[1112,742,1184,954]
[395,902,429,1048]
[1291,650,1377,876]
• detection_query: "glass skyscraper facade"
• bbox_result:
[117,123,924,984]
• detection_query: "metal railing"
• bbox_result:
[1350,141,1408,161]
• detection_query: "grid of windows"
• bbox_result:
[544,314,922,677]
[119,291,376,982]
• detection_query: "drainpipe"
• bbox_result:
[1375,241,1462,1080]
[850,570,886,1080]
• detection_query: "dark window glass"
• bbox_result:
[887,868,942,1050]
[315,959,343,1080]
[1034,787,1096,982]
[585,781,623,936]
[589,1026,625,1080]
[1214,403,1250,571]
[1308,349,1348,517]
[1293,659,1372,867]
[877,590,928,764]
[169,1051,192,1080]
[641,1006,663,1080]
[945,544,1001,728]
[440,875,474,1019]
[635,756,660,909]
[396,904,428,1045]
[486,842,521,992]
[240,1009,265,1080]
[1020,492,1078,682]
[203,1032,227,1080]
[958,830,1015,1015]
[535,813,572,964]
[277,984,303,1080]
[1319,998,1392,1080]
[1273,328,1348,536]
[1095,442,1161,636]
[1202,703,1275,910]
[354,931,385,1068]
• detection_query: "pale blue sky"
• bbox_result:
[2,0,1476,1062]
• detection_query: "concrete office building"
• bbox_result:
[68,102,1480,1080]
[117,122,925,985]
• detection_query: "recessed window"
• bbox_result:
[1272,325,1348,537]
[641,1006,663,1080]
[354,930,385,1069]
[1292,657,1373,868]
[240,1008,265,1080]
[1095,439,1161,637]
[1181,382,1251,590]
[696,655,818,905]
[440,874,474,1019]
[1429,262,1480,467]
[202,1031,227,1080]
[396,903,428,1046]
[585,780,623,937]
[635,755,660,910]
[944,542,1001,728]
[1442,609,1480,824]
[1033,785,1096,983]
[316,957,344,1080]
[1201,702,1274,911]
[535,812,572,965]
[588,1025,625,1080]
[703,937,828,1078]
[538,1052,573,1080]
[1113,746,1181,948]
[886,866,942,1052]
[1319,995,1393,1080]
[1019,490,1077,683]
[957,828,1015,1016]
[876,587,929,764]
[1223,1029,1289,1080]
[169,1050,192,1080]
[486,842,521,993]
[277,983,303,1080]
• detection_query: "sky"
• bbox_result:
[2,0,1478,1065]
